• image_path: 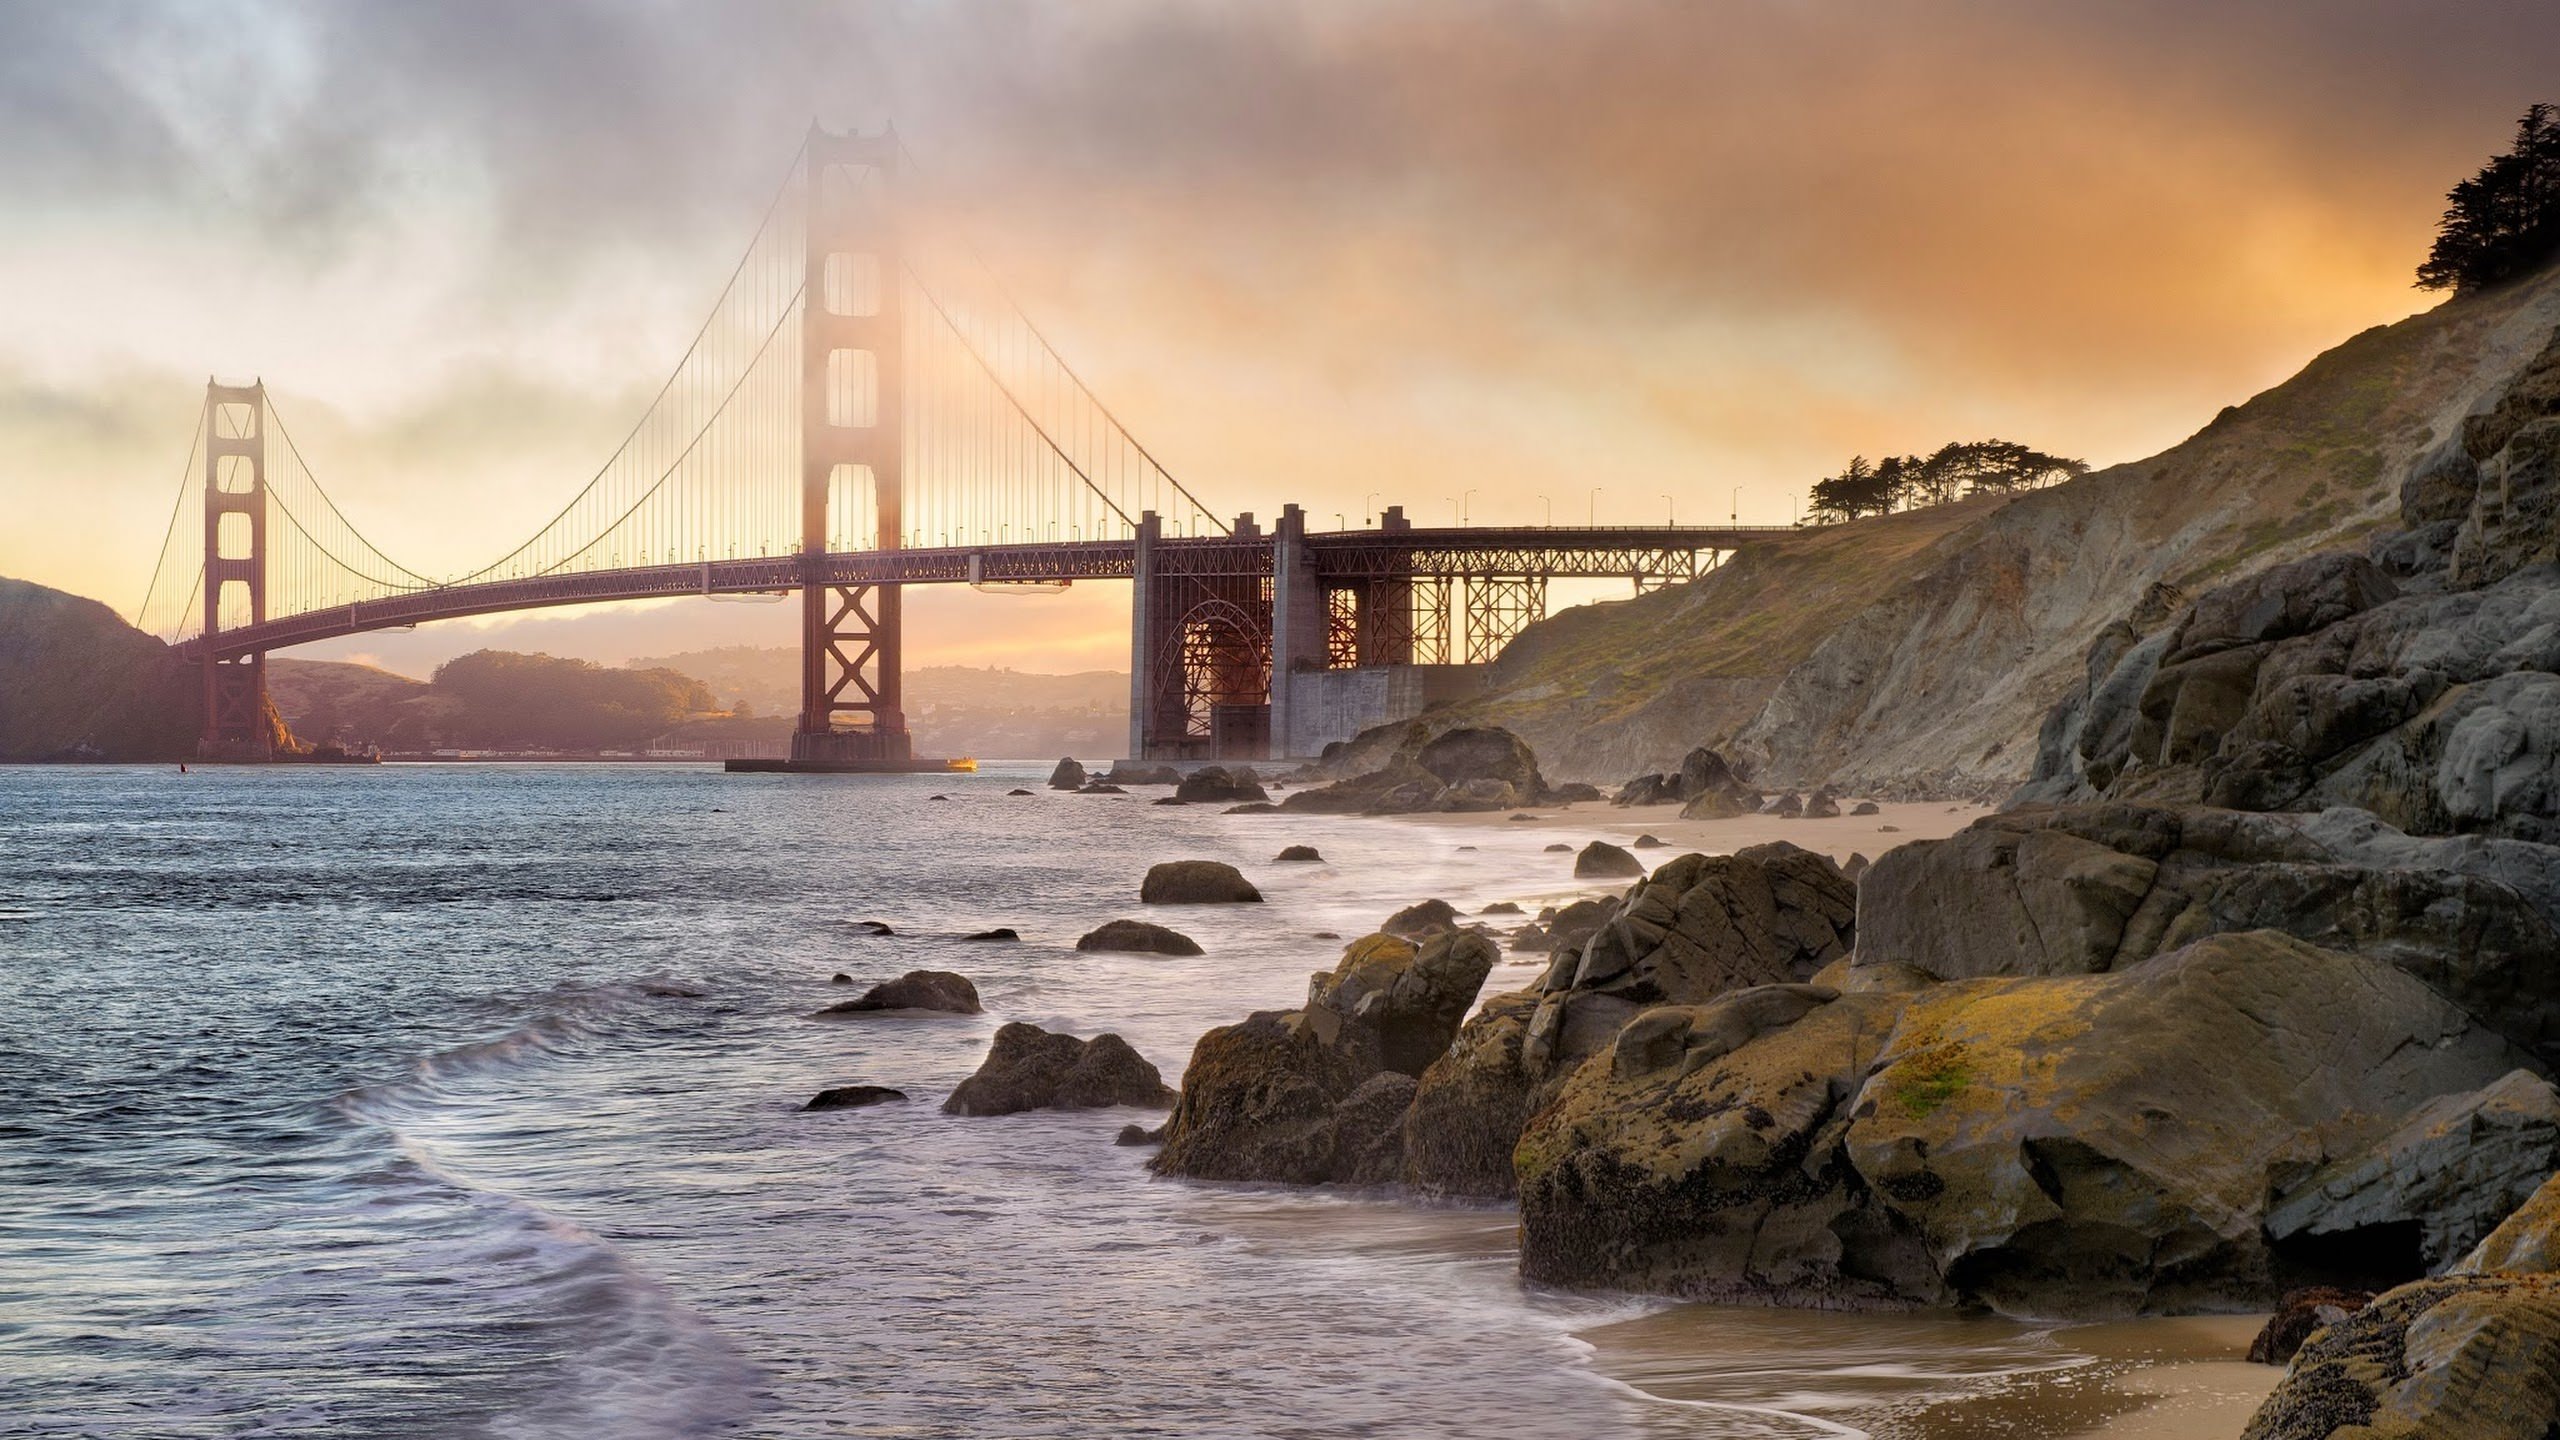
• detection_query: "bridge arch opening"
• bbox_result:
[1161,596,1270,750]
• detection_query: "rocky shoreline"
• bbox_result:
[999,320,2560,1434]
[800,321,2560,1430]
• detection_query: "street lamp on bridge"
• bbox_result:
[1588,486,1603,525]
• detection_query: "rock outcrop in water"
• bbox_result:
[815,970,982,1016]
[1075,919,1204,956]
[943,1023,1176,1116]
[1150,931,1498,1184]
[1140,860,1262,904]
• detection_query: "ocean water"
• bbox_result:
[0,764,2191,1439]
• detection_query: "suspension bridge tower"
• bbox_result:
[199,380,278,759]
[790,125,915,767]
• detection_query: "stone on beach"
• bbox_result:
[1273,845,1323,862]
[1572,840,1644,878]
[943,1022,1176,1116]
[1139,860,1262,904]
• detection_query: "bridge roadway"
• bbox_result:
[179,524,1792,661]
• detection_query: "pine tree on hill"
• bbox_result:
[2418,103,2560,292]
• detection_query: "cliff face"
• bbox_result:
[1434,264,2560,793]
[0,577,197,760]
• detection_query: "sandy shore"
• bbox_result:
[1574,1304,2276,1438]
[1366,794,2283,1436]
[2051,1315,2281,1438]
[1378,797,1993,865]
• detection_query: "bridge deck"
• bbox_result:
[181,525,1793,660]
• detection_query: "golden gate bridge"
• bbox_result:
[134,126,1786,768]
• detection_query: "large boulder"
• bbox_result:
[1280,726,1558,815]
[1519,930,2540,1315]
[1175,766,1268,804]
[1838,932,2531,1315]
[1400,990,1544,1198]
[1402,845,1858,1199]
[815,969,982,1016]
[942,1022,1176,1116]
[1075,919,1205,956]
[1857,803,2560,1063]
[1517,982,1941,1305]
[1140,860,1263,904]
[1524,844,1857,1074]
[1047,757,1087,790]
[1151,931,1499,1184]
[1417,727,1544,793]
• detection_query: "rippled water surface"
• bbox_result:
[0,764,2237,1438]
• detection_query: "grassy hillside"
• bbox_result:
[1437,261,2560,792]
[0,577,197,760]
[267,659,443,749]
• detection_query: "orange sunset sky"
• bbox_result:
[3,0,2555,675]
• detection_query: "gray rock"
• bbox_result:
[1405,845,1858,1201]
[1140,860,1263,904]
[1047,757,1087,789]
[1075,919,1204,956]
[1151,931,1500,1185]
[1857,803,2560,1063]
[2267,1069,2560,1275]
[1273,845,1322,862]
[1574,840,1645,878]
[1175,766,1268,804]
[1381,898,1459,938]
[943,1022,1176,1116]
[816,969,982,1016]
[1519,930,2539,1315]
[804,1084,907,1111]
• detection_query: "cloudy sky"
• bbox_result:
[3,0,2554,675]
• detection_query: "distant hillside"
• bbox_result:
[268,649,1127,760]
[267,658,441,749]
[0,577,197,760]
[1433,262,2560,794]
[629,646,1126,717]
